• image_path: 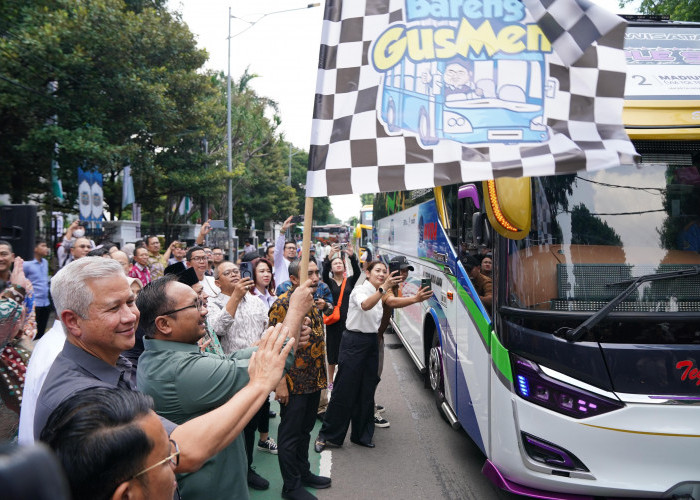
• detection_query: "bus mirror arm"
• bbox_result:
[471,212,491,249]
[555,266,700,342]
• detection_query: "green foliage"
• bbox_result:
[360,193,374,206]
[0,0,213,220]
[0,0,327,237]
[619,0,700,21]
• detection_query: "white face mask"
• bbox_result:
[73,229,85,238]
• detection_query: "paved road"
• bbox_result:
[316,332,523,500]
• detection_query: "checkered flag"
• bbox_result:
[306,0,638,197]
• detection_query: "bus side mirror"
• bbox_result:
[458,184,480,209]
[482,178,531,240]
[472,212,492,248]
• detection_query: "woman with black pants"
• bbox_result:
[321,243,362,389]
[314,260,402,450]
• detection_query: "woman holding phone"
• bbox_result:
[314,260,403,451]
[321,243,362,389]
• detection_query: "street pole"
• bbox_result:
[226,6,234,262]
[227,3,320,261]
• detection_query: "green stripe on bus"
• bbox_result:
[444,273,490,343]
[419,259,512,382]
[490,331,513,383]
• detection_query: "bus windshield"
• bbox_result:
[508,156,700,317]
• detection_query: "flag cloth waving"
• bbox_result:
[306,0,639,197]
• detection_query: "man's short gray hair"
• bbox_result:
[51,257,125,320]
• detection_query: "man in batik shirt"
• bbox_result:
[268,259,331,500]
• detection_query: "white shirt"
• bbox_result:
[18,320,66,445]
[202,275,220,297]
[207,292,269,354]
[251,287,276,311]
[273,233,292,284]
[345,280,384,333]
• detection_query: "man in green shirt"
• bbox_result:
[136,274,313,499]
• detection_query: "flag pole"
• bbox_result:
[299,197,314,281]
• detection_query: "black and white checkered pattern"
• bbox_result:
[306,0,638,197]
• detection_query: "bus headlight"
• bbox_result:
[512,354,624,419]
[530,115,546,131]
[443,112,473,133]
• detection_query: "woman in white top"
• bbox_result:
[314,260,402,450]
[250,257,276,310]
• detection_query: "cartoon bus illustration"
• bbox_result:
[379,55,552,146]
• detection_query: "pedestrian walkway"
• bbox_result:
[249,400,326,498]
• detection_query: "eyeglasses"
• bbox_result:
[189,255,207,262]
[220,268,240,277]
[212,252,224,256]
[160,298,203,316]
[133,439,180,478]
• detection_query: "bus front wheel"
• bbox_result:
[428,333,449,423]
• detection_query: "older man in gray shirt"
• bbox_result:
[33,257,311,477]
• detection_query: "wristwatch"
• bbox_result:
[378,287,386,295]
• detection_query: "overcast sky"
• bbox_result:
[170,0,640,222]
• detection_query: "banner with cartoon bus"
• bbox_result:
[372,0,553,145]
[306,0,636,198]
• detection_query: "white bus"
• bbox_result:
[374,18,700,499]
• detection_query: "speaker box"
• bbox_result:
[0,205,37,261]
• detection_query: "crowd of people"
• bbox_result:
[0,214,451,500]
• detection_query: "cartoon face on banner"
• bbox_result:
[78,179,92,220]
[370,0,554,147]
[91,181,103,221]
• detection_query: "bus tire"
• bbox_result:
[428,333,450,424]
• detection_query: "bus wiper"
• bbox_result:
[556,266,700,342]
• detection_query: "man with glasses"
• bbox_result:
[209,261,276,488]
[188,245,220,297]
[274,216,301,285]
[268,259,331,500]
[41,387,179,500]
[202,246,214,276]
[31,257,309,493]
[211,246,225,268]
[136,273,313,499]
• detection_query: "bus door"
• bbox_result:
[436,186,492,449]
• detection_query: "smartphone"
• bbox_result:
[290,215,304,224]
[420,278,432,289]
[239,262,253,280]
[209,220,225,229]
[389,261,401,275]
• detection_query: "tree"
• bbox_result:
[0,0,219,224]
[619,0,700,21]
[360,193,374,206]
